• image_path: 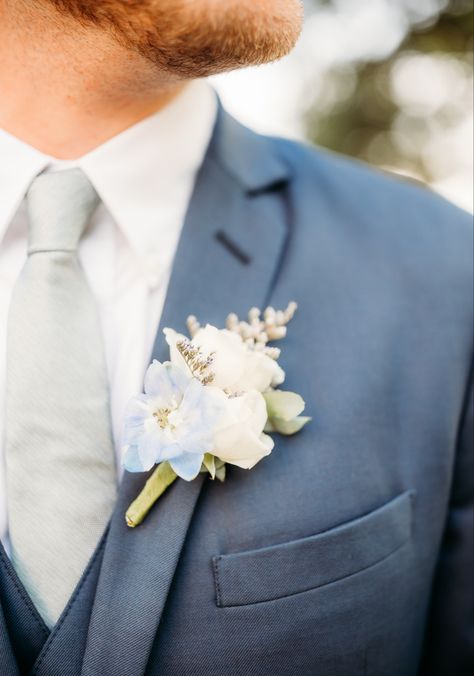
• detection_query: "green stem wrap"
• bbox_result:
[125,461,178,528]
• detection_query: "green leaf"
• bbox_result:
[214,457,226,482]
[264,419,276,433]
[266,415,312,436]
[202,453,216,479]
[264,390,306,422]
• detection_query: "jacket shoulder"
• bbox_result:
[271,136,472,278]
[274,136,471,236]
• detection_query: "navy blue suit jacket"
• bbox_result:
[0,107,472,676]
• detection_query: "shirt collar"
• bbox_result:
[0,131,49,244]
[76,80,218,273]
[0,80,218,285]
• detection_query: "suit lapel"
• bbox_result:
[0,540,49,673]
[0,603,19,676]
[31,530,107,676]
[81,108,291,676]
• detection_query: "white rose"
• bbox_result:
[237,347,285,392]
[165,325,285,394]
[213,390,274,469]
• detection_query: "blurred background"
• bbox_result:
[211,0,473,213]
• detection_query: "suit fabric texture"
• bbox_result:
[0,105,472,676]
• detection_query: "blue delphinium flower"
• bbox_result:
[122,360,226,481]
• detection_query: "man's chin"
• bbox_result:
[42,0,303,78]
[131,0,304,78]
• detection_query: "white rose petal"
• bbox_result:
[214,390,274,470]
[236,349,285,392]
[191,325,246,391]
[164,328,192,374]
[164,324,285,395]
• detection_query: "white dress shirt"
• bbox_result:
[0,80,218,551]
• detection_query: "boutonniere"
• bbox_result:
[122,302,310,527]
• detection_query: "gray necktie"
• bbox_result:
[5,168,118,628]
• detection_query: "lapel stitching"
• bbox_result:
[31,530,108,675]
[0,544,49,639]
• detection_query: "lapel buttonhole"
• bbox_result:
[215,230,252,266]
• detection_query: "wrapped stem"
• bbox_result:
[126,461,178,528]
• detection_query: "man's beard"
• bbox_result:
[46,0,303,78]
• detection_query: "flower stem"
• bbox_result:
[125,462,178,528]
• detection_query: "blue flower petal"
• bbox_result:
[143,427,188,462]
[122,445,148,473]
[123,362,226,478]
[135,435,161,471]
[122,394,149,445]
[179,379,225,429]
[176,426,214,456]
[144,361,190,403]
[170,453,204,481]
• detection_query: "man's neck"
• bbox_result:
[0,3,186,159]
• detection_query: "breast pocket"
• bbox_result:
[212,490,414,607]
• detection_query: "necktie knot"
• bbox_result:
[26,168,99,254]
